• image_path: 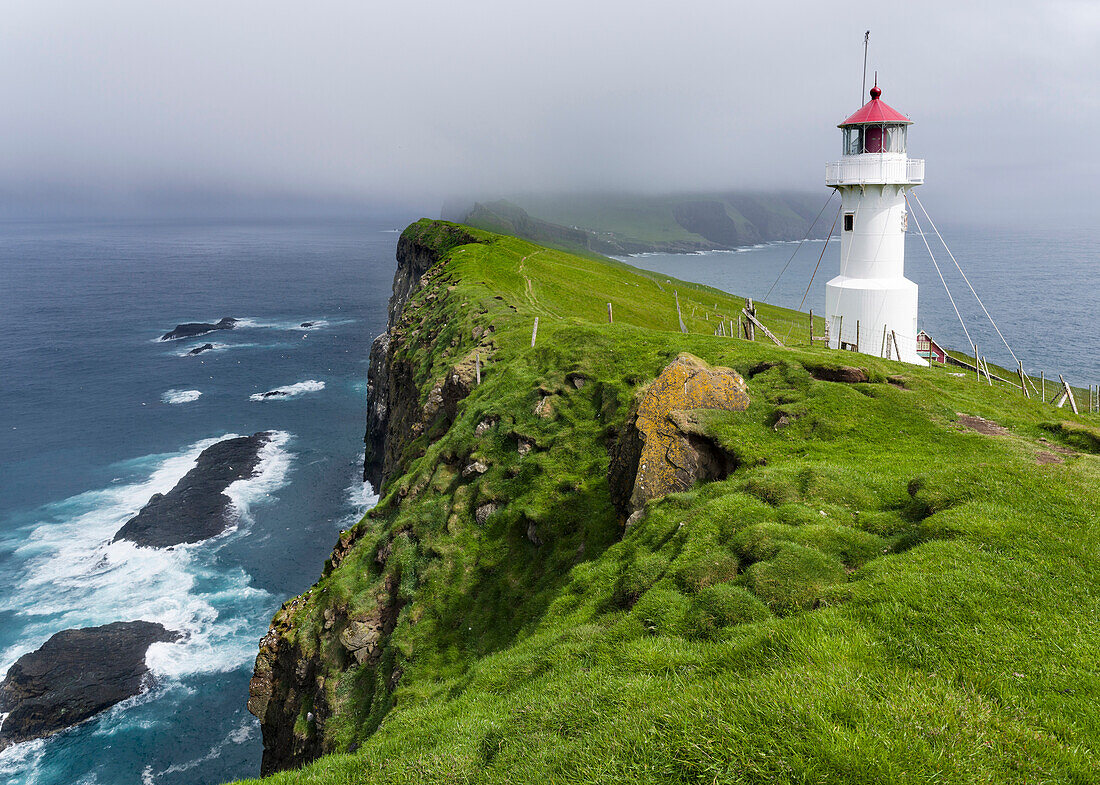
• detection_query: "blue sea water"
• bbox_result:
[0,215,414,785]
[625,224,1099,384]
[0,214,1095,785]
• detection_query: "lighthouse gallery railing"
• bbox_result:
[825,157,924,186]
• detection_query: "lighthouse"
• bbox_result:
[824,82,926,365]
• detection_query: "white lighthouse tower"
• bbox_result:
[824,82,926,364]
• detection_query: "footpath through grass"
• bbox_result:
[241,221,1100,784]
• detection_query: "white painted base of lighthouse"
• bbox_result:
[825,274,926,365]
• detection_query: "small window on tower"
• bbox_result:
[844,213,854,232]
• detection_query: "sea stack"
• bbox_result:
[0,621,181,751]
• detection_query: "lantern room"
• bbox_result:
[839,84,912,156]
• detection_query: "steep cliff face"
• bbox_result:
[364,223,482,489]
[250,221,489,775]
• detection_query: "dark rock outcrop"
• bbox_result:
[113,432,271,547]
[161,317,237,342]
[807,365,869,384]
[0,621,180,751]
[187,343,216,356]
[609,354,749,519]
[249,576,402,776]
[364,224,482,489]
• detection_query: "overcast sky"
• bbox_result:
[2,1,1097,225]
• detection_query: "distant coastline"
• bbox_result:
[445,191,832,257]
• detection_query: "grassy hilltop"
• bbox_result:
[447,192,832,256]
[244,221,1100,784]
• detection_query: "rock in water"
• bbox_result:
[0,621,181,751]
[113,432,271,547]
[187,343,216,356]
[161,317,237,341]
[609,353,749,518]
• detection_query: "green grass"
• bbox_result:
[507,192,828,248]
[240,220,1100,784]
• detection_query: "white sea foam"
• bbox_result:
[249,379,325,402]
[0,434,289,685]
[0,739,45,778]
[161,389,202,405]
[223,430,292,533]
[233,317,352,331]
[340,453,379,528]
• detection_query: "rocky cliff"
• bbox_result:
[364,223,483,489]
[249,221,493,775]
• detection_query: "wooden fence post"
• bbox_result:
[475,353,481,385]
[675,292,688,333]
[855,320,860,353]
[741,308,786,347]
[531,317,539,347]
[744,298,756,341]
[880,324,888,358]
[1059,375,1079,415]
[891,330,900,362]
[1017,361,1030,397]
[607,303,613,324]
[1041,371,1045,401]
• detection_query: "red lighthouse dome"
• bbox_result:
[837,83,912,155]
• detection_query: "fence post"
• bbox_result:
[531,317,539,347]
[607,303,613,324]
[1059,375,1079,415]
[475,353,481,385]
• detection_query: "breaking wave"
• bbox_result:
[249,380,325,402]
[161,389,202,405]
[0,433,291,690]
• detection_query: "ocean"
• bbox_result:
[0,215,409,785]
[0,215,1095,785]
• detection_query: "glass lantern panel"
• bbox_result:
[885,125,907,153]
[843,127,863,155]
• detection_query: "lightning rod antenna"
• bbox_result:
[861,31,871,104]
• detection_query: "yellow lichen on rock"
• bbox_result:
[609,353,750,520]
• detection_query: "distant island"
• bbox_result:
[443,191,831,256]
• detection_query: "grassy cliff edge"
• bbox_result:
[243,220,1100,784]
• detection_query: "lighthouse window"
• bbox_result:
[843,127,863,155]
[843,213,854,232]
[885,125,907,153]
